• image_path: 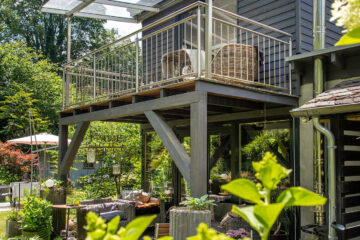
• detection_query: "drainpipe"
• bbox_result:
[313,0,337,239]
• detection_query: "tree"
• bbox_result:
[0,0,117,64]
[0,142,37,181]
[0,41,62,140]
[0,90,49,139]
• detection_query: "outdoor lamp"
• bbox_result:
[45,179,55,188]
[112,164,121,175]
[87,148,96,163]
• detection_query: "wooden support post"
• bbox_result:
[190,94,208,197]
[58,125,69,183]
[58,121,90,177]
[141,131,152,192]
[230,122,240,186]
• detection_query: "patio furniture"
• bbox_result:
[52,204,85,240]
[77,198,135,240]
[161,49,205,78]
[117,190,166,226]
[211,43,259,82]
[155,223,170,238]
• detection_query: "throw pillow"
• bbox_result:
[140,192,152,203]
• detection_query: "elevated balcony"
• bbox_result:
[62,1,293,111]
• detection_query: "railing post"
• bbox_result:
[65,68,70,108]
[289,38,292,95]
[205,0,212,79]
[62,71,65,109]
[136,35,139,93]
[93,56,96,101]
[197,6,201,78]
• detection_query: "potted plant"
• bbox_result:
[6,209,22,238]
[20,196,53,240]
[170,194,215,239]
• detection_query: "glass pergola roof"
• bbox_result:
[41,0,163,22]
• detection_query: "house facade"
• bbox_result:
[40,0,360,239]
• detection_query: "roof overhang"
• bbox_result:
[290,103,360,118]
[41,0,163,23]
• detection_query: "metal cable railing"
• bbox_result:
[62,1,292,109]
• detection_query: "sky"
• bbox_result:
[104,20,142,38]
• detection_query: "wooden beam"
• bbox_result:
[142,107,292,130]
[195,81,298,106]
[60,91,205,125]
[160,88,185,98]
[58,121,90,176]
[190,93,208,197]
[109,100,128,108]
[207,95,263,110]
[58,125,69,182]
[132,95,156,103]
[144,111,191,182]
[90,105,108,112]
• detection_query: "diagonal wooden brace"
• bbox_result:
[58,121,90,180]
[145,111,191,183]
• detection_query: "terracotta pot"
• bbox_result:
[6,220,22,238]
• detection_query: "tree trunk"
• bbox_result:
[41,187,66,237]
[170,208,211,240]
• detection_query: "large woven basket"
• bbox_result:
[211,43,258,81]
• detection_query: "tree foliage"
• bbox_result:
[76,122,142,198]
[0,142,37,181]
[0,0,117,64]
[0,41,62,140]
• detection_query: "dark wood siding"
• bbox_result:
[300,0,342,52]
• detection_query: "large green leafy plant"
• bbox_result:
[222,152,327,240]
[85,212,170,240]
[180,194,216,210]
[20,197,52,239]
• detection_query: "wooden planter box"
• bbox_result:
[6,220,21,238]
[170,207,211,240]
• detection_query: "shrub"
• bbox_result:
[20,196,52,239]
[180,194,216,210]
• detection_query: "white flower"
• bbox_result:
[331,0,360,32]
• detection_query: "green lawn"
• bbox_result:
[0,211,9,239]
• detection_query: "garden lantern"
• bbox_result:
[112,164,121,175]
[87,148,96,164]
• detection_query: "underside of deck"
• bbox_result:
[58,79,298,197]
[60,79,298,125]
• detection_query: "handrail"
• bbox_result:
[64,1,206,67]
[212,6,292,37]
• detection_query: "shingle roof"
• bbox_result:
[298,78,360,110]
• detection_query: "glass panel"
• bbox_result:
[43,0,82,12]
[80,3,141,18]
[42,0,163,20]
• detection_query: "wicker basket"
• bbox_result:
[211,43,258,81]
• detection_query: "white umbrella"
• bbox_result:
[7,133,71,182]
[8,132,70,145]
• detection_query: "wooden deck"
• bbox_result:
[60,78,298,125]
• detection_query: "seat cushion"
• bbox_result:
[100,210,127,222]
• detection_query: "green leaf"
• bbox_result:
[107,216,120,234]
[119,215,156,240]
[336,27,360,46]
[222,179,263,204]
[277,187,327,207]
[87,229,106,240]
[254,203,285,237]
[232,205,262,234]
